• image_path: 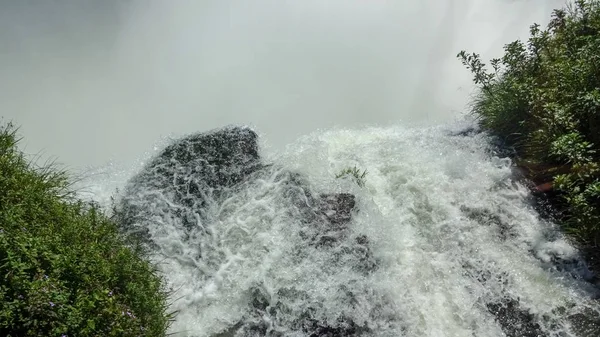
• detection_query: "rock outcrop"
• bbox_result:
[115,126,382,336]
[117,126,263,236]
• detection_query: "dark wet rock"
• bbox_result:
[236,314,369,337]
[486,299,545,337]
[276,176,365,246]
[310,194,356,247]
[462,264,510,288]
[461,264,546,336]
[567,306,600,337]
[460,205,516,241]
[132,126,262,197]
[295,192,378,274]
[577,246,600,285]
[530,244,597,283]
[117,126,264,242]
[153,126,261,188]
[464,253,600,337]
[224,286,372,337]
[335,235,378,275]
[485,130,600,292]
[115,126,382,336]
[248,183,379,333]
[449,125,481,137]
[318,193,356,226]
[300,316,370,337]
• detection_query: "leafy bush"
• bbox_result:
[0,123,174,336]
[458,0,600,243]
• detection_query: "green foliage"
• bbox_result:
[458,0,600,244]
[0,123,174,336]
[336,166,368,188]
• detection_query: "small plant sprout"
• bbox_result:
[335,166,368,188]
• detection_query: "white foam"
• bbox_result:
[77,121,600,336]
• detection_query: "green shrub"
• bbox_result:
[458,0,600,243]
[0,123,174,336]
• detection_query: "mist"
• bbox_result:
[0,0,565,169]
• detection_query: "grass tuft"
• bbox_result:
[336,166,368,188]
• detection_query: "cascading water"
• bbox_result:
[78,120,600,337]
[5,0,599,335]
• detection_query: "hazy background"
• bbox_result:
[0,0,565,169]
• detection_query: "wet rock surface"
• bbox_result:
[118,126,262,233]
[216,169,379,336]
[116,126,382,336]
[486,299,544,337]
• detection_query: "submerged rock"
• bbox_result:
[486,299,544,337]
[318,193,356,226]
[117,126,264,239]
[460,205,516,241]
[115,126,383,336]
[216,284,374,337]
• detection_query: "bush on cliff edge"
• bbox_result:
[458,0,600,245]
[0,123,173,336]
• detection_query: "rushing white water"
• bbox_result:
[78,120,600,337]
[5,0,599,335]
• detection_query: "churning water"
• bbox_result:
[5,0,599,335]
[77,121,600,337]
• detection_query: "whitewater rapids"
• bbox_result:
[76,121,600,337]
